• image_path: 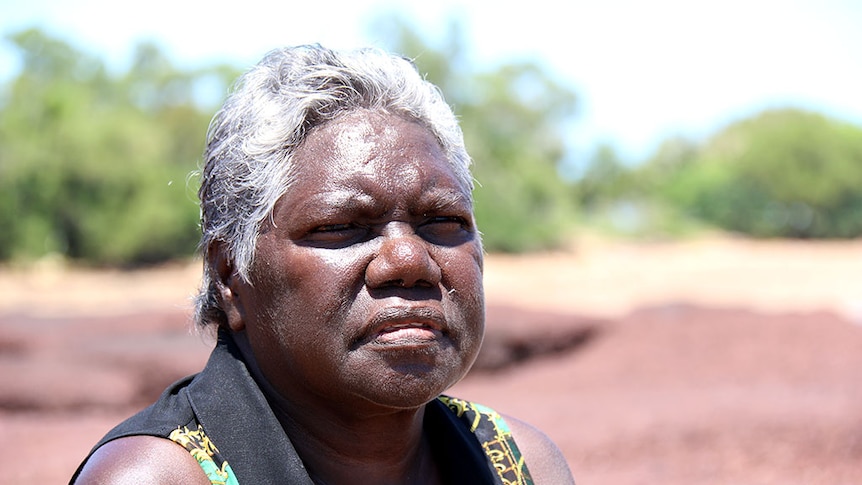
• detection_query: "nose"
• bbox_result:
[365,225,442,289]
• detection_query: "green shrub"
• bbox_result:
[0,29,229,265]
[657,109,862,238]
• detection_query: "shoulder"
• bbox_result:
[505,414,576,485]
[73,435,211,485]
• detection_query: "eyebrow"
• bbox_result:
[290,185,471,220]
[293,189,376,217]
[416,187,473,213]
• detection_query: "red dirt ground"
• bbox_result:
[1,237,861,484]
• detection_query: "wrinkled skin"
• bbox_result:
[221,109,485,417]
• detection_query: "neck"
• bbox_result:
[232,331,442,485]
[285,408,438,485]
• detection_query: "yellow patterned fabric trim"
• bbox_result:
[169,424,239,485]
[438,396,534,485]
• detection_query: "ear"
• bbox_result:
[209,241,247,332]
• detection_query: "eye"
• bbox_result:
[315,223,354,232]
[425,216,468,227]
[418,216,473,245]
[302,223,370,248]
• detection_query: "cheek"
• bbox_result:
[439,243,485,333]
[442,243,484,294]
[251,246,371,334]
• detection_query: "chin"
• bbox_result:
[343,339,480,408]
[358,360,470,410]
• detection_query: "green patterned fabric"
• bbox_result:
[438,396,534,485]
[169,425,239,485]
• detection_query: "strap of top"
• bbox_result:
[437,396,535,485]
[169,425,239,485]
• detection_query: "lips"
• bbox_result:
[359,305,447,346]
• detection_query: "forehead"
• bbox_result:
[289,110,463,196]
[301,110,440,164]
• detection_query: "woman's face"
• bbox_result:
[227,110,484,414]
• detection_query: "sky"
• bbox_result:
[2,0,861,165]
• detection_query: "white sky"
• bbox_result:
[2,0,861,164]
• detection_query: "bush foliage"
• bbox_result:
[646,109,862,238]
[0,29,237,265]
[4,24,861,268]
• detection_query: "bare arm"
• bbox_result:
[73,435,211,485]
[506,415,575,485]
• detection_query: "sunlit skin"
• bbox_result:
[217,109,485,483]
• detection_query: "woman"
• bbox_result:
[72,44,574,484]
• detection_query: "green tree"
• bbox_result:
[653,109,862,238]
[0,29,234,265]
[575,143,631,210]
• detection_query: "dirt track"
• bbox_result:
[2,237,861,484]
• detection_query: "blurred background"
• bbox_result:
[1,1,861,483]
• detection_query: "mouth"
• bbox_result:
[375,322,442,344]
[359,306,447,347]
